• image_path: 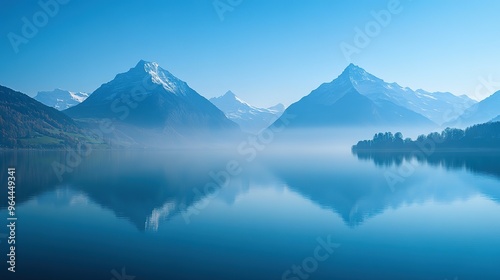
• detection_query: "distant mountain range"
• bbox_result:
[444,90,500,127]
[1,61,497,149]
[273,64,441,128]
[34,89,89,110]
[210,91,284,133]
[1,61,241,148]
[0,85,85,148]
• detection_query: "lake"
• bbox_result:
[1,147,500,280]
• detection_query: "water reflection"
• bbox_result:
[0,150,237,231]
[353,150,500,201]
[2,149,500,231]
[2,149,500,280]
[353,149,500,179]
[0,151,68,207]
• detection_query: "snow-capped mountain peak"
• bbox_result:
[210,91,285,133]
[340,63,382,85]
[221,90,253,107]
[34,89,89,110]
[135,60,188,95]
[223,90,236,97]
[333,64,476,125]
[64,61,239,133]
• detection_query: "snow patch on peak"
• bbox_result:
[216,90,253,107]
[134,60,189,96]
[339,64,382,85]
[35,89,89,110]
[69,91,89,102]
[210,91,284,133]
[234,95,252,107]
[345,63,362,72]
[143,62,183,93]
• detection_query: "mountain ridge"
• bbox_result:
[0,85,85,148]
[339,64,476,125]
[64,61,239,134]
[210,90,284,133]
[272,64,437,128]
[445,90,500,127]
[35,88,89,110]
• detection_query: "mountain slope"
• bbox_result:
[64,61,239,139]
[343,64,475,125]
[273,65,435,128]
[446,90,500,127]
[210,91,284,133]
[0,85,84,148]
[35,89,89,110]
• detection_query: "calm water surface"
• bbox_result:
[1,148,499,280]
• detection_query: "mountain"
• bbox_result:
[445,90,500,127]
[491,115,500,123]
[34,89,89,110]
[210,91,284,133]
[337,64,475,125]
[268,103,285,112]
[0,85,84,148]
[273,65,435,128]
[64,60,239,142]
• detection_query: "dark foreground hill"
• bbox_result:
[0,85,87,148]
[352,121,500,151]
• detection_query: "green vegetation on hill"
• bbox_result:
[353,121,500,151]
[0,85,89,148]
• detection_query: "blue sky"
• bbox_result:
[1,0,499,107]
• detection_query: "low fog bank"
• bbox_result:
[255,125,439,154]
[74,119,443,155]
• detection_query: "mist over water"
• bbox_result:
[2,137,500,279]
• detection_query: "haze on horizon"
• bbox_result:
[1,0,500,107]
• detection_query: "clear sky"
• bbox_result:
[1,0,500,107]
